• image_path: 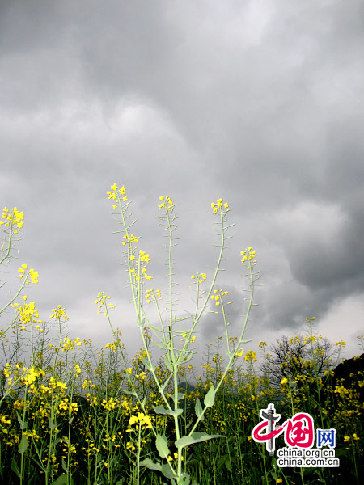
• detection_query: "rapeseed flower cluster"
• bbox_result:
[191,272,207,284]
[211,198,229,214]
[50,305,69,321]
[107,183,128,205]
[122,233,139,246]
[244,350,257,363]
[158,195,174,212]
[126,413,152,432]
[128,249,153,282]
[12,299,41,326]
[95,292,115,315]
[210,288,229,306]
[240,246,257,263]
[0,207,24,233]
[18,264,39,284]
[145,288,161,304]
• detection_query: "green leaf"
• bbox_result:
[178,473,191,485]
[140,458,162,472]
[194,398,204,420]
[204,384,216,408]
[154,405,183,417]
[160,463,175,480]
[122,390,138,397]
[175,432,221,449]
[217,455,232,472]
[11,457,20,477]
[16,412,27,431]
[49,416,57,430]
[164,355,173,371]
[18,434,28,454]
[51,474,68,485]
[156,434,170,459]
[140,458,175,480]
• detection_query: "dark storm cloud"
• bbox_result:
[0,0,363,352]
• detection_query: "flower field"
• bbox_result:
[0,189,362,484]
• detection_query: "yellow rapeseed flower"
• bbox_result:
[50,305,69,322]
[13,301,41,325]
[29,268,39,284]
[240,246,256,264]
[3,364,11,379]
[18,264,39,284]
[139,250,151,263]
[0,207,24,233]
[244,350,257,363]
[335,340,346,348]
[56,381,67,392]
[22,367,40,386]
[158,195,174,211]
[102,398,117,412]
[0,415,11,425]
[122,233,139,246]
[191,273,207,284]
[70,402,79,413]
[126,412,152,431]
[211,198,229,215]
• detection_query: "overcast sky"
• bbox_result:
[1,0,363,359]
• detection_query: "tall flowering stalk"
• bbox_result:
[107,184,259,484]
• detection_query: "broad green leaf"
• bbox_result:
[154,405,183,417]
[140,458,162,472]
[122,389,138,397]
[204,384,216,408]
[18,434,28,454]
[140,458,175,480]
[11,457,20,477]
[17,412,27,431]
[175,432,221,449]
[164,355,173,371]
[51,474,68,485]
[194,398,204,420]
[179,473,191,485]
[156,434,170,459]
[161,463,175,480]
[49,416,57,430]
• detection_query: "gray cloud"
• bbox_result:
[0,0,363,356]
